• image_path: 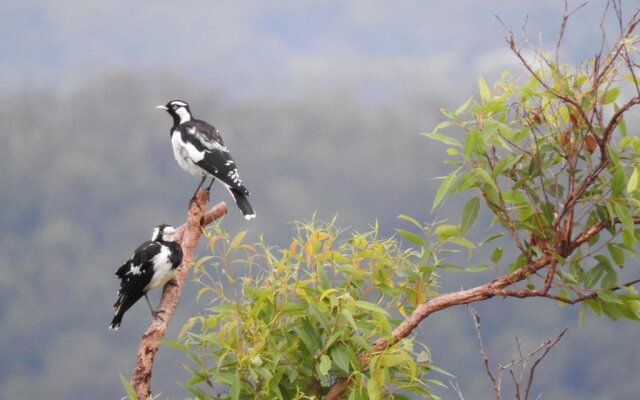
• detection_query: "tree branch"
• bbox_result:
[131,191,227,399]
[325,214,640,399]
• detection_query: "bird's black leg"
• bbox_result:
[144,293,165,321]
[206,177,215,192]
[191,175,207,200]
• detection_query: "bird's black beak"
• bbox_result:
[155,105,168,110]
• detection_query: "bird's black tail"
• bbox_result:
[109,312,124,330]
[109,292,138,330]
[230,188,256,220]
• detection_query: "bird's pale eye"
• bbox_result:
[172,104,178,110]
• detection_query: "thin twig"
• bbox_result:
[469,306,501,399]
[524,328,568,400]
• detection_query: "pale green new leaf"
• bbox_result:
[355,300,389,316]
[627,167,639,193]
[434,224,459,240]
[601,87,620,104]
[598,290,624,304]
[423,132,462,147]
[397,229,424,246]
[119,373,138,400]
[432,170,458,211]
[478,77,491,102]
[455,96,474,115]
[319,354,331,376]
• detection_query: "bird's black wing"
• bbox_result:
[115,241,159,279]
[180,120,250,195]
[114,241,159,309]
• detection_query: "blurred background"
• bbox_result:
[1,1,639,399]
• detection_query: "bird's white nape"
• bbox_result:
[151,226,160,241]
[162,226,177,242]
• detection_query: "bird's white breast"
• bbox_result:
[171,130,208,176]
[145,245,176,290]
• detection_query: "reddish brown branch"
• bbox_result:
[325,215,640,399]
[131,191,227,399]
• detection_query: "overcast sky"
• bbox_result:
[2,1,619,102]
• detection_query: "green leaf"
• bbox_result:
[620,136,635,149]
[432,170,458,211]
[627,167,639,193]
[423,132,461,147]
[308,303,331,331]
[465,130,485,158]
[430,119,454,133]
[186,373,206,386]
[583,264,604,289]
[615,103,628,136]
[612,168,625,195]
[340,309,358,331]
[397,214,423,230]
[300,318,323,350]
[601,87,620,104]
[479,232,504,245]
[448,237,475,253]
[160,340,189,351]
[319,354,331,376]
[466,263,491,272]
[119,374,138,400]
[455,96,474,115]
[229,230,247,249]
[396,229,424,246]
[598,290,624,304]
[355,300,389,316]
[478,77,491,102]
[434,224,459,240]
[608,243,625,267]
[231,374,241,400]
[490,247,503,264]
[460,197,480,234]
[613,202,634,233]
[601,268,618,290]
[330,343,351,374]
[454,171,478,193]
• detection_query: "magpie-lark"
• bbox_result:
[156,100,256,220]
[109,224,183,330]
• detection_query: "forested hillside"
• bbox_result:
[2,1,639,399]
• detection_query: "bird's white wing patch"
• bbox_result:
[128,264,142,275]
[183,141,205,162]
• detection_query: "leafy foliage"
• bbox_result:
[424,30,640,320]
[160,6,640,399]
[173,219,446,399]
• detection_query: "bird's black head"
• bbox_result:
[151,224,178,243]
[155,100,192,126]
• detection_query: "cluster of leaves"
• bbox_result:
[425,36,640,321]
[169,218,449,399]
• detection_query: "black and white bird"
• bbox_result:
[109,224,183,330]
[156,100,256,220]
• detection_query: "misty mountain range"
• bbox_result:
[1,1,639,399]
